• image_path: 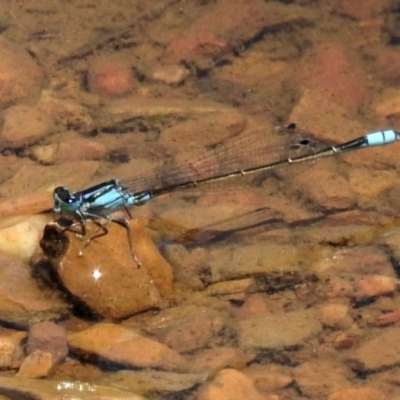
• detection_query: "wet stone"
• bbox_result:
[38,219,173,319]
[27,321,68,363]
[0,104,53,148]
[142,305,225,353]
[104,370,207,396]
[16,350,54,378]
[347,327,400,372]
[0,331,25,369]
[238,309,322,350]
[196,368,265,400]
[68,322,187,371]
[293,360,351,399]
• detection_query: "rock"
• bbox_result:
[0,104,53,147]
[334,0,386,20]
[317,302,353,329]
[68,322,187,371]
[328,387,386,400]
[347,327,400,371]
[0,214,49,259]
[87,57,135,96]
[30,138,107,164]
[0,161,99,199]
[163,0,312,69]
[293,44,371,113]
[38,90,94,131]
[26,321,68,363]
[143,305,224,353]
[16,350,54,378]
[0,331,25,369]
[38,219,173,319]
[196,368,265,400]
[189,347,250,374]
[245,364,293,393]
[104,370,207,396]
[293,360,351,398]
[150,64,190,85]
[0,252,68,327]
[0,37,43,108]
[238,309,322,349]
[356,274,397,298]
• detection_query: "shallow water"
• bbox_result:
[0,1,400,399]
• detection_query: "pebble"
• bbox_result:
[38,220,172,319]
[159,111,247,152]
[38,90,94,131]
[328,387,386,400]
[0,251,68,327]
[143,305,224,353]
[104,370,207,396]
[163,0,310,69]
[0,214,49,259]
[293,360,351,398]
[293,44,371,113]
[244,365,293,392]
[16,350,54,378]
[238,309,322,349]
[87,57,135,96]
[348,327,400,371]
[68,322,187,371]
[196,368,266,400]
[0,161,99,200]
[0,37,43,108]
[356,274,397,298]
[0,105,53,148]
[334,0,386,20]
[26,321,68,363]
[30,138,107,164]
[189,347,250,374]
[150,64,190,85]
[317,302,353,329]
[0,332,25,369]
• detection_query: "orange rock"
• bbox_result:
[87,57,134,96]
[39,219,173,319]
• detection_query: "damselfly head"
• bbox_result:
[53,187,78,213]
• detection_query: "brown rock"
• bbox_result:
[144,305,224,353]
[328,387,385,400]
[317,302,353,329]
[0,105,53,147]
[293,360,351,398]
[294,44,371,113]
[87,57,134,96]
[356,274,397,298]
[163,0,311,69]
[68,323,187,371]
[0,37,43,108]
[27,321,68,363]
[16,350,54,378]
[196,368,265,400]
[39,219,173,319]
[334,0,386,20]
[348,327,400,371]
[150,64,190,85]
[0,332,25,369]
[189,347,250,374]
[238,309,322,349]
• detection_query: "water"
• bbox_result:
[0,1,399,399]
